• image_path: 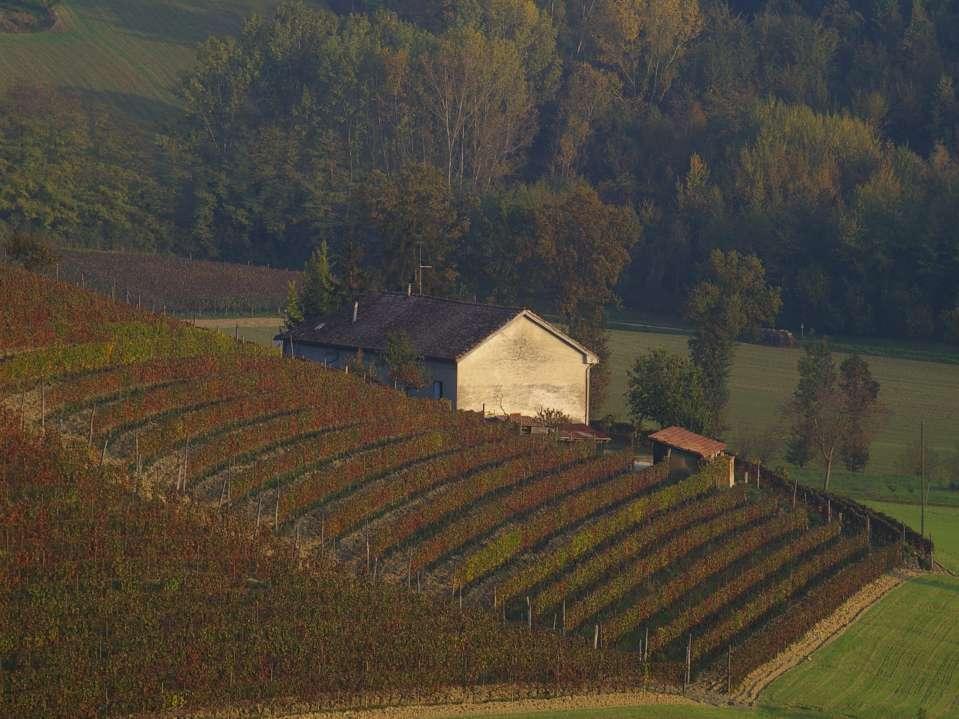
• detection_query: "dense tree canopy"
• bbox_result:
[2,0,959,343]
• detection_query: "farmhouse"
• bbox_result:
[648,426,735,488]
[277,292,599,424]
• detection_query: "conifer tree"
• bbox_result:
[283,281,303,331]
[300,242,339,318]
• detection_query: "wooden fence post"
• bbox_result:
[727,645,732,694]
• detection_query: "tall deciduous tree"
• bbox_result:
[586,0,703,104]
[626,348,710,434]
[785,342,884,489]
[686,249,781,431]
[358,162,466,294]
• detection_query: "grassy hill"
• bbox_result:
[0,0,276,122]
[0,262,926,716]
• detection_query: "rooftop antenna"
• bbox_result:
[416,244,433,296]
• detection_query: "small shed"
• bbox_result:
[648,426,735,487]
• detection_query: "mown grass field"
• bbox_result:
[604,328,959,491]
[864,501,959,574]
[0,0,276,121]
[760,575,959,718]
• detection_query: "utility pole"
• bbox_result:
[416,244,432,296]
[921,419,926,541]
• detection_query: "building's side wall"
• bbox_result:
[285,343,457,403]
[456,316,589,423]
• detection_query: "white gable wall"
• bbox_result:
[456,315,591,423]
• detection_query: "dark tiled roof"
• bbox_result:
[649,426,727,458]
[278,292,524,361]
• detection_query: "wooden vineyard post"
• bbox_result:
[727,645,732,694]
[366,535,371,574]
[866,514,871,552]
[562,600,566,637]
[100,437,108,467]
[526,596,532,632]
[593,623,599,650]
[827,499,832,523]
[293,522,300,563]
[644,626,649,662]
[684,634,692,692]
[255,496,262,536]
[19,392,24,432]
[792,474,798,509]
[407,554,412,590]
[274,491,280,533]
[88,407,95,447]
[39,380,45,434]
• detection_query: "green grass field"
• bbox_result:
[864,501,959,574]
[604,328,959,489]
[760,575,959,718]
[467,576,959,719]
[0,0,276,121]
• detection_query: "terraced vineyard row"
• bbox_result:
[0,262,913,699]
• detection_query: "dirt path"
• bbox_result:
[729,571,908,704]
[181,690,702,719]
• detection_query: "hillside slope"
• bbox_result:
[0,264,928,714]
[0,0,276,121]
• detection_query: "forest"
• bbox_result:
[1,0,958,342]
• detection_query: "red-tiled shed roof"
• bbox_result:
[648,426,726,458]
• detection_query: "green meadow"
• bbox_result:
[604,328,959,500]
[864,501,959,573]
[0,0,276,121]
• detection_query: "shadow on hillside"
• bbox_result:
[72,0,283,47]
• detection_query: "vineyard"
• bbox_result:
[0,263,927,716]
[50,248,301,315]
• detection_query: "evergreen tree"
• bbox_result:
[283,281,303,331]
[300,242,339,318]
